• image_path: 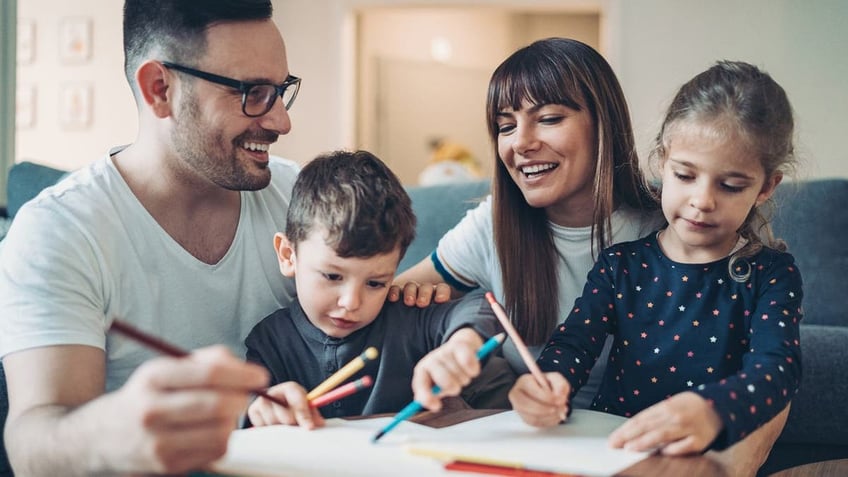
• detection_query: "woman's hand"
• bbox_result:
[508,372,571,428]
[389,259,458,306]
[387,280,453,307]
[608,391,723,455]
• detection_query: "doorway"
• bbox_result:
[376,58,491,185]
[355,7,601,185]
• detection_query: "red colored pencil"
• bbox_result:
[309,376,373,408]
[445,460,578,477]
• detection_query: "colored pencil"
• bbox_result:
[306,347,379,400]
[108,319,289,408]
[445,460,578,477]
[485,292,550,389]
[309,375,373,408]
[371,332,506,443]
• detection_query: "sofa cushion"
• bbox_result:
[401,180,490,273]
[6,161,69,220]
[771,179,848,327]
[779,324,848,445]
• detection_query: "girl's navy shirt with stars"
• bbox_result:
[538,231,803,449]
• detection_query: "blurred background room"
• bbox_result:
[2,0,846,201]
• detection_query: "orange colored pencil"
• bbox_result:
[485,292,550,389]
[309,376,373,408]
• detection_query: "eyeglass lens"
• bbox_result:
[244,81,299,116]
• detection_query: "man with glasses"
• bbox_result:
[0,1,302,474]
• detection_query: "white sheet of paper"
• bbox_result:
[211,410,649,476]
[406,410,650,476]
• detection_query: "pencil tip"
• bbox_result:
[372,431,384,443]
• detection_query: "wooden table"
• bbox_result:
[407,406,729,477]
[769,458,848,477]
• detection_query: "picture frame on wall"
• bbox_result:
[16,84,36,129]
[17,19,36,64]
[59,82,93,129]
[59,17,92,63]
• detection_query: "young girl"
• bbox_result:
[508,60,803,455]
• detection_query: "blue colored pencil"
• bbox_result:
[371,332,506,443]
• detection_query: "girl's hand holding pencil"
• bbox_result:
[481,293,570,428]
[508,372,571,428]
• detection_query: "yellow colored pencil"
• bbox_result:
[306,347,379,400]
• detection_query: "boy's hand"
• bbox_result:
[608,391,723,455]
[412,328,484,411]
[246,382,325,430]
[387,281,452,307]
[508,372,570,427]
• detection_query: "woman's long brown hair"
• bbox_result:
[486,38,654,344]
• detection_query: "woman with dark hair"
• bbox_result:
[397,37,660,408]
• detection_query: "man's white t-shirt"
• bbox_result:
[0,152,298,391]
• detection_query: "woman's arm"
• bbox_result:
[390,257,461,306]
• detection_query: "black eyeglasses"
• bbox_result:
[161,61,301,117]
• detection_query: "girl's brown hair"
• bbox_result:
[650,60,796,281]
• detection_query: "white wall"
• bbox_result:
[14,0,848,179]
[16,1,136,170]
[352,8,599,184]
[272,0,601,167]
[606,0,848,179]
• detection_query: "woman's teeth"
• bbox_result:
[521,163,557,176]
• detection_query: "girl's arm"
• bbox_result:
[537,255,617,397]
[618,252,803,454]
[692,251,804,449]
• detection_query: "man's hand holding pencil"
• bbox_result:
[109,320,375,432]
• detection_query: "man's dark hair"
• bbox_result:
[286,150,417,260]
[123,0,272,96]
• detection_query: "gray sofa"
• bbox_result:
[1,162,846,476]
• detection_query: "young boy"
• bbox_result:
[245,150,501,429]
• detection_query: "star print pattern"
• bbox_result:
[537,232,803,450]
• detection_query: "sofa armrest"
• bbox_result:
[779,324,848,445]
